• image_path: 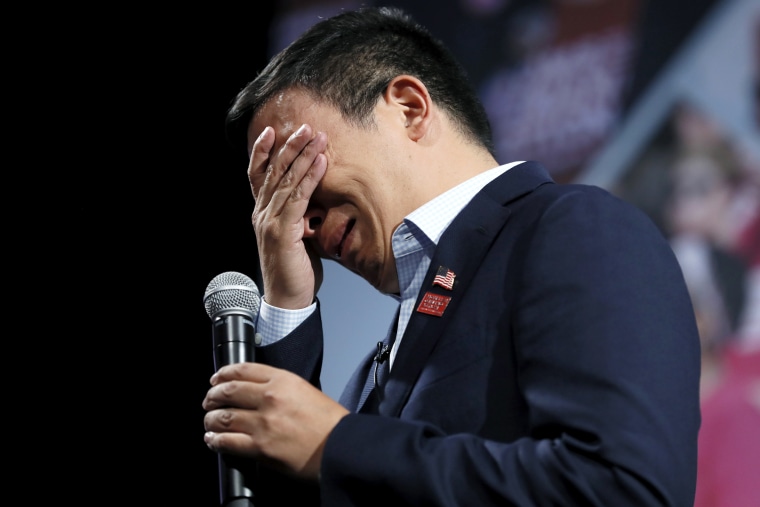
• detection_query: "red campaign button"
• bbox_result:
[416,291,452,317]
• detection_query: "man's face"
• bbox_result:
[248,88,416,294]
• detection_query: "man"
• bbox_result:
[203,6,701,506]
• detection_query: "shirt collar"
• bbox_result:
[404,161,524,245]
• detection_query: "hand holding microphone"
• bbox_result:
[203,271,261,507]
[202,272,349,488]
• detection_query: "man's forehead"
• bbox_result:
[249,89,320,139]
[253,92,292,125]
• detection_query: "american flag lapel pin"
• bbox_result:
[418,266,456,316]
[432,265,456,291]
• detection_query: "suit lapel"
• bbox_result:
[378,161,553,416]
[340,307,401,411]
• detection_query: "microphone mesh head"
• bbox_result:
[203,271,261,319]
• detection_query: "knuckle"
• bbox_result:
[289,185,304,202]
[219,410,236,429]
[280,168,295,186]
[220,381,239,397]
[262,388,278,406]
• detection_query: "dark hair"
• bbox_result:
[225,6,494,155]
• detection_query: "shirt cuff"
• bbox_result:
[256,298,317,346]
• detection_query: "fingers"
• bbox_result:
[249,124,327,224]
[212,362,275,385]
[202,364,350,478]
[202,363,273,410]
[204,408,252,438]
[203,380,259,411]
[247,123,328,309]
[204,408,264,460]
[248,125,275,201]
[202,364,270,455]
[203,428,253,456]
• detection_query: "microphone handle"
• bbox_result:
[213,312,256,367]
[212,312,256,507]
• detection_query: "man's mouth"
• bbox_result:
[336,219,356,259]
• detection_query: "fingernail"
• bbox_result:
[295,124,307,136]
[257,126,270,141]
[204,431,216,449]
[210,372,218,385]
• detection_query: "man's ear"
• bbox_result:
[384,75,432,141]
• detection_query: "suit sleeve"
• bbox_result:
[320,187,701,506]
[240,305,325,506]
[254,300,324,387]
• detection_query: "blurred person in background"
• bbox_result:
[664,111,760,507]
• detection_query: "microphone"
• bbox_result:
[204,271,261,507]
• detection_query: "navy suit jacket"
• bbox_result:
[254,161,701,506]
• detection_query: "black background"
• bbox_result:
[66,7,276,505]
[142,10,274,505]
